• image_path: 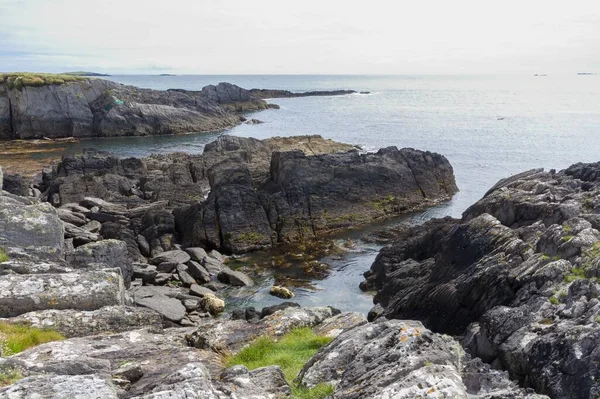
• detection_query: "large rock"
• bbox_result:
[0,199,64,260]
[131,286,187,323]
[298,318,546,399]
[0,374,119,398]
[364,161,600,399]
[0,78,270,139]
[0,328,221,398]
[65,239,134,288]
[1,306,163,338]
[176,144,457,253]
[0,270,126,318]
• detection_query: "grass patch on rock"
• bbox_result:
[0,367,22,387]
[0,248,7,263]
[0,73,87,90]
[0,322,65,356]
[226,327,334,399]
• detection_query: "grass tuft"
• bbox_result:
[0,73,88,90]
[0,322,64,356]
[226,327,334,399]
[0,248,7,263]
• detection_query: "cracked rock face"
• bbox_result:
[363,161,600,398]
[298,319,545,399]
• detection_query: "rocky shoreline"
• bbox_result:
[0,131,597,397]
[0,77,358,140]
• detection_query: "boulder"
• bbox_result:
[269,285,294,299]
[0,270,126,318]
[150,249,190,266]
[217,268,254,286]
[1,306,162,338]
[0,374,119,399]
[131,286,186,323]
[65,239,133,288]
[0,199,64,260]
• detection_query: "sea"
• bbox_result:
[41,74,600,313]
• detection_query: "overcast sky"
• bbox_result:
[1,0,599,74]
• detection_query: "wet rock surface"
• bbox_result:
[362,161,600,398]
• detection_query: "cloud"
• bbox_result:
[0,0,599,73]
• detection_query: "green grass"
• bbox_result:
[0,322,65,356]
[0,367,22,387]
[549,295,560,305]
[564,267,586,283]
[0,248,7,263]
[0,73,87,90]
[226,327,334,399]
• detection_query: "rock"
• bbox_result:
[176,143,457,254]
[1,306,162,338]
[364,161,600,399]
[189,284,216,298]
[312,312,367,338]
[0,374,119,398]
[201,256,225,276]
[217,268,254,286]
[260,302,300,319]
[133,263,158,283]
[0,78,275,139]
[63,221,100,245]
[156,261,178,273]
[0,199,64,260]
[112,362,144,384]
[269,285,294,299]
[176,265,197,287]
[0,258,72,275]
[187,306,338,352]
[219,365,291,398]
[56,207,88,226]
[100,222,144,262]
[0,328,220,398]
[2,173,32,197]
[298,319,545,399]
[136,234,150,257]
[202,294,225,315]
[184,247,209,262]
[150,249,190,266]
[248,88,356,99]
[186,260,211,283]
[131,286,186,323]
[65,239,133,289]
[0,270,126,318]
[81,220,102,233]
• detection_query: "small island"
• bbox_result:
[62,71,111,77]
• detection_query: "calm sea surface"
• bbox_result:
[46,74,600,312]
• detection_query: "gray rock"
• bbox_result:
[202,256,225,276]
[1,306,162,338]
[176,265,197,287]
[0,374,119,398]
[189,284,215,298]
[298,319,545,399]
[63,221,100,245]
[217,268,254,286]
[150,250,190,266]
[57,208,88,226]
[0,200,64,260]
[65,239,133,288]
[184,247,208,262]
[132,287,186,323]
[0,270,126,318]
[186,260,211,283]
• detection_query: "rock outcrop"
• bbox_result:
[362,161,600,398]
[298,318,546,398]
[37,135,456,254]
[0,77,361,140]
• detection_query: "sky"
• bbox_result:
[1,0,599,74]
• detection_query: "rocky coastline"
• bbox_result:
[1,128,597,397]
[0,76,360,140]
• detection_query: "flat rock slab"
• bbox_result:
[2,306,163,338]
[0,200,64,260]
[131,286,186,322]
[187,306,338,352]
[1,328,222,398]
[0,270,126,318]
[217,268,254,286]
[150,250,190,266]
[66,239,133,288]
[0,259,72,275]
[0,374,119,399]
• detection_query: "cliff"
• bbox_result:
[361,162,600,398]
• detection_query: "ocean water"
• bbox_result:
[42,74,600,313]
